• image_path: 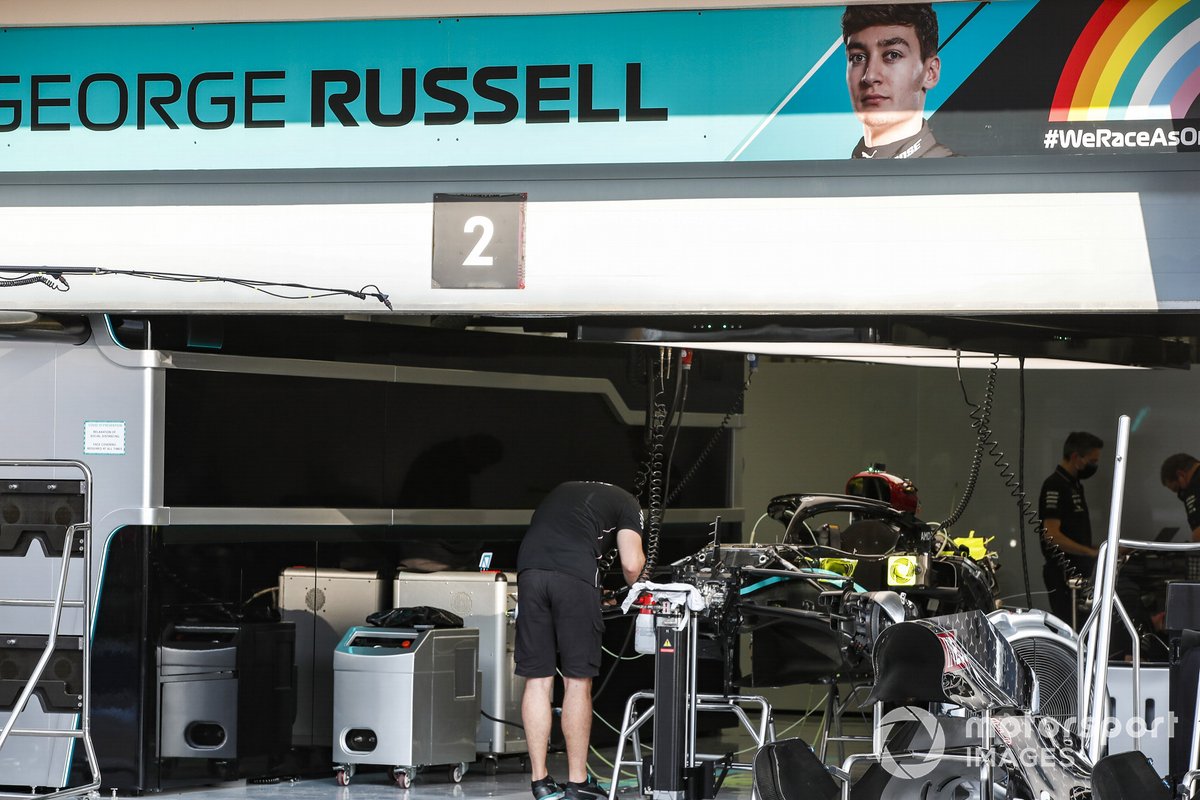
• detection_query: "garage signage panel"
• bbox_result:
[0,1,1198,170]
[432,193,526,289]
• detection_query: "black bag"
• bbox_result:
[365,606,463,629]
[1091,751,1170,800]
[752,738,839,800]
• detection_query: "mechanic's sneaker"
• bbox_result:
[531,776,563,800]
[564,776,608,800]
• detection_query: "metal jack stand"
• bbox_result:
[0,460,99,800]
[608,590,775,800]
[1075,417,1200,799]
[816,682,874,765]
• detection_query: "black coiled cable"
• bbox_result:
[0,273,67,290]
[598,348,672,579]
[640,393,668,581]
[942,353,1088,600]
[937,354,994,532]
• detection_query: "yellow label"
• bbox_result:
[887,555,919,586]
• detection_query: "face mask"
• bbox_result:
[1077,463,1098,480]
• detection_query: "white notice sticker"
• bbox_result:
[84,420,126,455]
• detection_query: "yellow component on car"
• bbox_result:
[887,554,919,587]
[952,530,995,561]
[819,558,858,578]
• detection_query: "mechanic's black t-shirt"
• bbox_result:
[517,481,644,586]
[1038,465,1093,570]
[1177,468,1200,531]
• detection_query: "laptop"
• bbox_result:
[1155,526,1181,543]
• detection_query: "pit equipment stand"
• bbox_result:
[1076,416,1200,799]
[609,585,774,800]
[0,460,99,800]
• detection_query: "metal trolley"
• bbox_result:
[0,459,99,800]
[331,625,481,789]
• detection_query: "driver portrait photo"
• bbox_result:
[843,3,955,159]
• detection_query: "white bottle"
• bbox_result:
[634,594,656,655]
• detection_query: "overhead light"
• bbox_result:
[623,340,1147,369]
[0,313,90,344]
[0,311,39,326]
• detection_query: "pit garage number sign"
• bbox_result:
[432,193,526,289]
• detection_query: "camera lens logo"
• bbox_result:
[878,706,945,780]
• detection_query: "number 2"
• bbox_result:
[463,215,495,266]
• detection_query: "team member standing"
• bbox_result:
[842,4,955,158]
[1038,431,1104,627]
[516,482,645,800]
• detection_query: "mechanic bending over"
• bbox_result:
[1162,453,1200,541]
[515,481,645,800]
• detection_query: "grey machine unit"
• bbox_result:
[1108,663,1172,776]
[279,567,385,747]
[156,622,296,775]
[393,570,526,760]
[331,626,480,788]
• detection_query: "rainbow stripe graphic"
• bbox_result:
[1051,0,1200,121]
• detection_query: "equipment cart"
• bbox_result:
[331,625,480,788]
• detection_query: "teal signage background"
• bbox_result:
[0,3,1053,171]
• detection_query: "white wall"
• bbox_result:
[740,357,1200,609]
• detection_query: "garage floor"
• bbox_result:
[126,709,858,800]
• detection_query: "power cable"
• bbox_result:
[481,710,524,730]
[0,272,70,291]
[639,348,673,580]
[662,353,689,506]
[935,352,995,532]
[665,359,755,507]
[943,352,1087,598]
[0,265,393,309]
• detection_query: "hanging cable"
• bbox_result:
[639,348,671,581]
[0,271,70,291]
[934,351,995,532]
[598,348,670,580]
[942,352,1088,597]
[662,350,690,506]
[665,354,756,507]
[0,265,393,309]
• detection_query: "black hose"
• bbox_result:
[482,710,525,730]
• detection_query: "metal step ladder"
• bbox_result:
[0,459,99,799]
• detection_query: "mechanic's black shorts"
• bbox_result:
[515,569,604,678]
